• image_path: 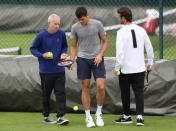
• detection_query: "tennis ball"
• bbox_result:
[115,69,120,76]
[47,52,53,58]
[73,106,78,111]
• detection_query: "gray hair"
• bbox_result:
[48,14,60,23]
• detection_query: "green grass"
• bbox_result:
[0,33,35,55]
[0,112,176,131]
[0,32,176,59]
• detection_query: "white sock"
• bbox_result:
[137,115,143,119]
[96,105,102,115]
[85,110,91,118]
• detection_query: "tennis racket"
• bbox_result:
[144,70,151,91]
[57,59,73,67]
[146,70,150,83]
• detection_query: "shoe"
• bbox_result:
[43,117,57,124]
[95,114,104,127]
[115,115,133,124]
[136,118,144,126]
[57,117,69,125]
[85,116,95,128]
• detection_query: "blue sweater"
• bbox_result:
[30,29,68,74]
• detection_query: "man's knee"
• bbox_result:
[82,84,90,92]
[97,85,104,92]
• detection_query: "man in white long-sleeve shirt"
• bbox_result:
[114,7,154,126]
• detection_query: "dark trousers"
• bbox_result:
[119,72,145,115]
[40,72,66,118]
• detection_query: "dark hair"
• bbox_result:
[117,7,132,22]
[75,6,87,19]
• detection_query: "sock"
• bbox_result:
[85,110,91,118]
[96,105,102,115]
[137,115,143,119]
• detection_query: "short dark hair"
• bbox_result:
[117,7,132,22]
[75,6,87,19]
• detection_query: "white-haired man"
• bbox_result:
[30,14,69,125]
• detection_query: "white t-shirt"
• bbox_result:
[115,24,154,74]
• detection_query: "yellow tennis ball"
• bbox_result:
[73,106,78,111]
[47,52,53,58]
[115,69,120,76]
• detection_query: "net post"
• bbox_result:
[159,0,164,59]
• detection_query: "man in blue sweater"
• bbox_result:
[30,14,69,125]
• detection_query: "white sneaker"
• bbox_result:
[57,117,69,125]
[85,116,95,128]
[95,114,104,127]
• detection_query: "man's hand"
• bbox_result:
[61,54,74,70]
[146,64,153,72]
[94,54,103,66]
[60,53,68,60]
[114,69,120,76]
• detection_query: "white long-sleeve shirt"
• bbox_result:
[115,24,154,74]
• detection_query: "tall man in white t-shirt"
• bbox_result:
[114,7,154,126]
[69,7,108,128]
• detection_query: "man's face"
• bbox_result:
[117,13,124,24]
[78,16,89,26]
[48,17,60,33]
